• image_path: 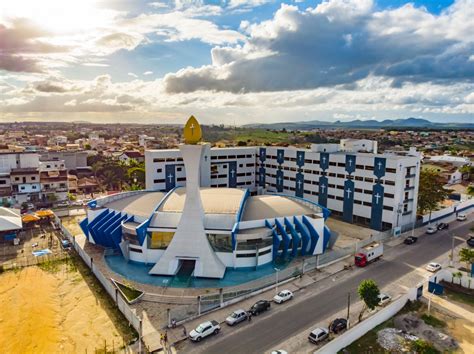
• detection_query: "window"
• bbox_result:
[0,180,5,185]
[386,168,396,173]
[177,167,182,172]
[156,168,162,173]
[31,176,36,180]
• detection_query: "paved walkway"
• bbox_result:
[425,292,474,322]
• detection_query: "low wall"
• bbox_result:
[428,269,474,290]
[315,290,417,353]
[422,199,474,224]
[56,215,143,334]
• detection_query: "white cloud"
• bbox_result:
[128,72,138,78]
[163,0,474,93]
[143,71,154,75]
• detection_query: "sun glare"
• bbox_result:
[1,0,118,33]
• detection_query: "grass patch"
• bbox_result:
[421,314,446,328]
[444,288,474,308]
[115,281,143,303]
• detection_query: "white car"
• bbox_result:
[273,290,293,304]
[188,320,220,342]
[378,293,392,306]
[426,262,442,272]
[426,226,437,234]
[456,213,467,221]
[308,327,329,344]
[225,309,248,326]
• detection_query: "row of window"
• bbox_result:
[265,155,397,173]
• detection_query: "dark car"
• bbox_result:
[404,236,418,245]
[437,223,449,230]
[329,318,347,334]
[249,300,271,315]
[467,237,474,248]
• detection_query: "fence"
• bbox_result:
[169,227,398,324]
[56,215,143,337]
[422,198,474,224]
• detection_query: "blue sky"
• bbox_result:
[0,0,472,124]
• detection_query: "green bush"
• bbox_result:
[410,339,440,354]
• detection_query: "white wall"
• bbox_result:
[315,291,416,354]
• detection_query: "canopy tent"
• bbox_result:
[36,209,54,218]
[22,214,41,223]
[0,207,23,232]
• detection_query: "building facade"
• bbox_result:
[146,141,421,231]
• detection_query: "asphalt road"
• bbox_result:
[195,220,473,354]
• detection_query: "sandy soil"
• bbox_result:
[0,266,126,354]
[433,308,474,354]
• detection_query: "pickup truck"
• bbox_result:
[189,320,220,342]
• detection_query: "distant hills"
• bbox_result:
[244,118,474,130]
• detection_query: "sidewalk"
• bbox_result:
[423,293,473,322]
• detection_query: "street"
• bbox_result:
[181,219,473,354]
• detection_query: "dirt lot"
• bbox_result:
[326,217,374,248]
[0,257,137,354]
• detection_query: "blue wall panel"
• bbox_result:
[343,179,354,223]
[228,161,237,187]
[370,183,385,230]
[165,164,176,191]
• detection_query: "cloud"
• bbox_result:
[163,0,474,93]
[0,19,68,72]
[143,71,154,75]
[128,72,139,78]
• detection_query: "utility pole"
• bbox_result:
[450,234,455,267]
[346,292,351,329]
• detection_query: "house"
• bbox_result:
[118,151,144,164]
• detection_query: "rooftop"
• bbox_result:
[104,191,165,217]
[158,187,245,215]
[241,195,316,221]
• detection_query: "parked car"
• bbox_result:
[456,213,467,221]
[404,236,418,245]
[426,262,442,272]
[271,351,288,354]
[273,290,293,304]
[308,327,329,344]
[189,320,220,342]
[329,318,347,334]
[249,300,271,315]
[225,309,248,326]
[437,222,449,230]
[61,239,72,250]
[378,293,392,306]
[466,237,474,248]
[426,226,437,234]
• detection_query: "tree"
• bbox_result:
[467,185,474,197]
[459,248,474,270]
[417,168,451,219]
[452,271,462,285]
[357,279,380,322]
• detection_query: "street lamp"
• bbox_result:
[274,267,280,295]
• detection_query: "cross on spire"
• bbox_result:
[190,123,195,135]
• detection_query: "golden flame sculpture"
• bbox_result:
[183,115,202,144]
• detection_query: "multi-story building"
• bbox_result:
[146,140,421,231]
[10,168,41,205]
[38,159,69,205]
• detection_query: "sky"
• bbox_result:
[0,0,473,125]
